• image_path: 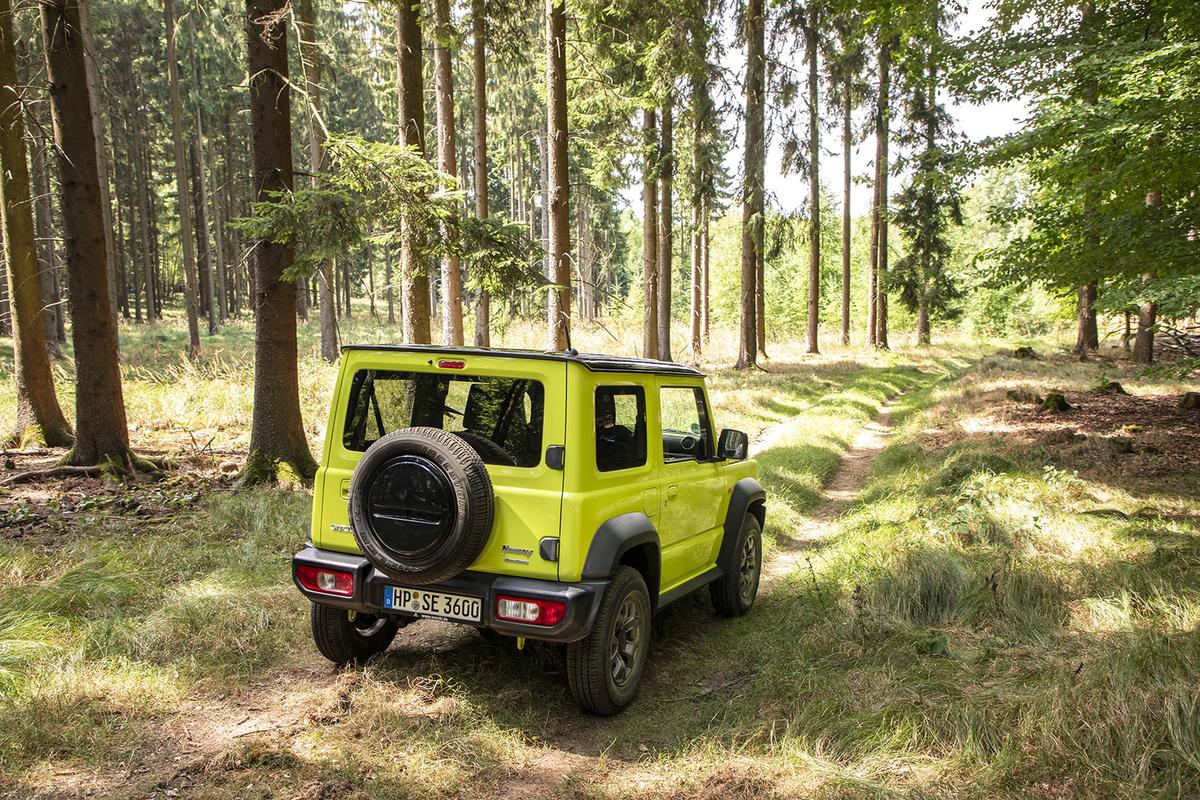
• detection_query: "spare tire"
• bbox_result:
[348,427,495,585]
[452,430,516,467]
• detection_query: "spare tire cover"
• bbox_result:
[348,427,495,585]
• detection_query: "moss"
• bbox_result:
[1041,392,1073,412]
[238,447,318,488]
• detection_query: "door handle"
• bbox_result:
[666,484,679,499]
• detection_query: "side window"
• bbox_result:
[595,386,647,472]
[659,386,712,463]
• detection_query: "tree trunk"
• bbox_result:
[30,124,63,352]
[114,162,129,319]
[364,247,375,317]
[40,0,133,466]
[470,0,490,346]
[1133,286,1156,363]
[545,0,570,351]
[1133,189,1160,364]
[805,7,821,354]
[753,242,763,357]
[165,0,201,359]
[867,136,879,347]
[1074,283,1098,357]
[396,0,430,344]
[641,107,658,359]
[146,130,163,317]
[736,0,764,370]
[241,0,316,485]
[433,0,464,346]
[0,264,8,336]
[223,111,240,319]
[131,92,156,322]
[689,184,701,359]
[874,36,892,351]
[539,122,550,319]
[192,123,219,335]
[841,77,851,346]
[210,156,228,321]
[190,139,210,322]
[689,76,706,359]
[656,99,673,361]
[1,0,72,446]
[917,302,930,345]
[701,193,710,344]
[386,244,396,324]
[298,0,337,361]
[75,0,118,334]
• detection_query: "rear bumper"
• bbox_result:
[292,545,607,643]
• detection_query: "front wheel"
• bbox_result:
[566,566,651,715]
[310,603,403,665]
[710,514,762,617]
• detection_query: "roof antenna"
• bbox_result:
[561,311,577,357]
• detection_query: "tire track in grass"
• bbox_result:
[761,393,902,582]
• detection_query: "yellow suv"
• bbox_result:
[293,345,765,714]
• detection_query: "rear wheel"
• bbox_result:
[710,514,762,617]
[566,566,651,715]
[310,603,402,665]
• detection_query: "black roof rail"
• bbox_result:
[339,343,705,378]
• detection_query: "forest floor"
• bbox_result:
[2,321,1200,799]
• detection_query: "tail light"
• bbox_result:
[437,359,466,369]
[296,564,354,597]
[496,595,566,626]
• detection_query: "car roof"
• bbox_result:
[340,344,705,378]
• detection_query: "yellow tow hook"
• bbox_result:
[516,636,526,651]
[347,611,357,621]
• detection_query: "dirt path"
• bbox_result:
[91,396,907,800]
[763,395,902,581]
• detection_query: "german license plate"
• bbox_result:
[384,585,482,623]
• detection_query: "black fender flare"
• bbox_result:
[581,512,661,603]
[717,477,766,571]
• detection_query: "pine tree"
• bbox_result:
[39,0,133,467]
[0,0,72,447]
[471,0,490,346]
[165,0,202,360]
[396,0,431,344]
[736,0,765,370]
[433,0,464,346]
[298,0,339,361]
[545,0,570,350]
[240,0,316,484]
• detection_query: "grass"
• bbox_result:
[1,317,1199,798]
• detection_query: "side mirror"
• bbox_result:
[717,429,749,461]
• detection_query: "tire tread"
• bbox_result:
[566,566,649,715]
[710,515,761,617]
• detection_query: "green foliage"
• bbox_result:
[970,1,1200,323]
[891,93,964,327]
[232,136,545,298]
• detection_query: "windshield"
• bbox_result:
[343,370,545,468]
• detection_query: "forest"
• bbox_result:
[1,0,1198,798]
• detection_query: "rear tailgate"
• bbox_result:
[311,350,565,581]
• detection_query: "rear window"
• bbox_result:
[343,370,544,467]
